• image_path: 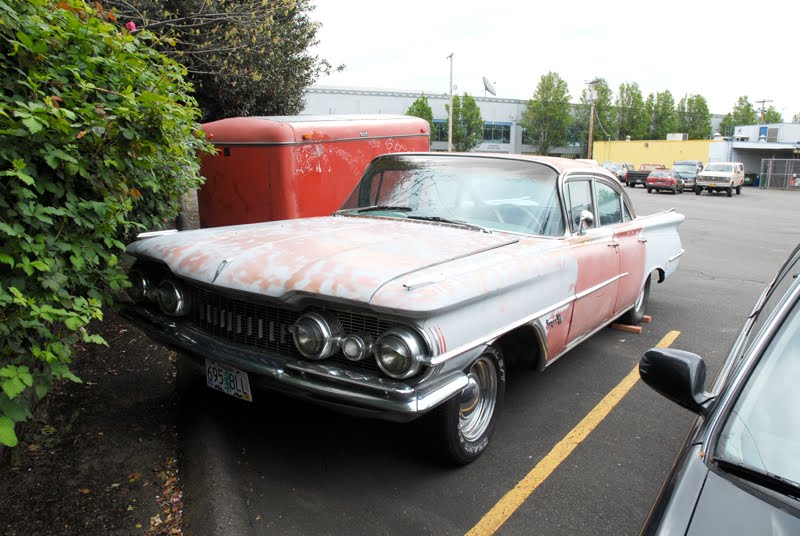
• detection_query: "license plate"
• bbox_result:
[709,183,716,187]
[205,359,253,402]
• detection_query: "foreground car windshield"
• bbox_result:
[338,155,565,236]
[716,301,800,485]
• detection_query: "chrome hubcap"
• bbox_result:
[458,356,497,442]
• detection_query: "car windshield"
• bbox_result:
[705,163,734,173]
[603,163,621,171]
[650,171,670,178]
[338,154,565,236]
[673,164,697,173]
[716,295,800,485]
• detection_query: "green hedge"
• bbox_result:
[0,0,213,447]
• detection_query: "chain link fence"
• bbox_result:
[759,159,800,190]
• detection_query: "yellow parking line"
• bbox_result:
[466,330,681,536]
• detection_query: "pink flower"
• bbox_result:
[125,21,137,32]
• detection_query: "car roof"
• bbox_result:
[388,152,616,178]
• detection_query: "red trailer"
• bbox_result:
[198,115,430,228]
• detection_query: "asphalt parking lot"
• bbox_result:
[180,185,800,536]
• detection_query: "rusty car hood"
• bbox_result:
[127,216,533,305]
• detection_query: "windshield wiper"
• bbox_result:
[713,456,800,499]
[334,205,414,215]
[357,205,414,213]
[406,215,491,233]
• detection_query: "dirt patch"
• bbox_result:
[0,194,202,536]
[0,310,183,536]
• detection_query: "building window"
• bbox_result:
[483,122,511,143]
[432,120,447,142]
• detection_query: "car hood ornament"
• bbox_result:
[212,258,233,284]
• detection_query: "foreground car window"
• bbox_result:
[339,155,564,236]
[716,301,800,485]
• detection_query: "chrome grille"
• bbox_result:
[186,284,395,373]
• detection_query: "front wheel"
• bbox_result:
[431,346,506,465]
[647,188,652,194]
[736,185,741,195]
[620,276,651,326]
[727,187,733,197]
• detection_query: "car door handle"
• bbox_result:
[608,242,620,248]
[638,238,648,243]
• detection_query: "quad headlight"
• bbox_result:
[127,270,150,301]
[156,279,190,316]
[290,312,342,360]
[374,328,425,379]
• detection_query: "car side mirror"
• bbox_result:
[577,210,594,235]
[639,348,713,415]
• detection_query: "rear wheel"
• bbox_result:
[431,346,505,465]
[620,277,651,326]
[671,187,677,195]
[695,187,702,196]
[647,188,652,194]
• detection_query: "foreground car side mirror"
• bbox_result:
[577,210,594,235]
[639,348,713,415]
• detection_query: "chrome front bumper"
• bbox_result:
[120,304,471,422]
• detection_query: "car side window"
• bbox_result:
[565,180,594,233]
[596,182,623,226]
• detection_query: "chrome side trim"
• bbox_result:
[425,295,576,366]
[668,249,686,263]
[137,229,178,239]
[574,274,625,300]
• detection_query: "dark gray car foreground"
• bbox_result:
[638,242,800,534]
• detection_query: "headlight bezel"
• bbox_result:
[374,327,425,379]
[291,311,343,360]
[156,279,191,316]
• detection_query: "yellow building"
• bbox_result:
[592,139,726,168]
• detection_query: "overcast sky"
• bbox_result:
[309,0,799,120]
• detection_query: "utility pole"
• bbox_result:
[756,98,773,123]
[586,79,600,160]
[447,53,454,152]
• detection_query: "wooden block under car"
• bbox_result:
[642,315,652,323]
[611,323,643,334]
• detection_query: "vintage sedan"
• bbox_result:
[120,153,685,464]
[639,243,800,534]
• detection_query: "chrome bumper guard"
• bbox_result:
[120,304,469,422]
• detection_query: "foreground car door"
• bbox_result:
[563,179,620,344]
[593,181,647,315]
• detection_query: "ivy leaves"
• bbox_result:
[0,0,213,447]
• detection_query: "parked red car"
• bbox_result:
[646,169,684,194]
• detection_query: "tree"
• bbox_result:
[445,93,483,152]
[675,94,712,139]
[614,82,648,140]
[645,90,677,140]
[719,96,759,137]
[107,0,339,121]
[793,113,800,124]
[406,95,434,132]
[0,0,212,446]
[520,72,573,155]
[761,106,783,123]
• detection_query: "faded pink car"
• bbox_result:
[121,153,685,464]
